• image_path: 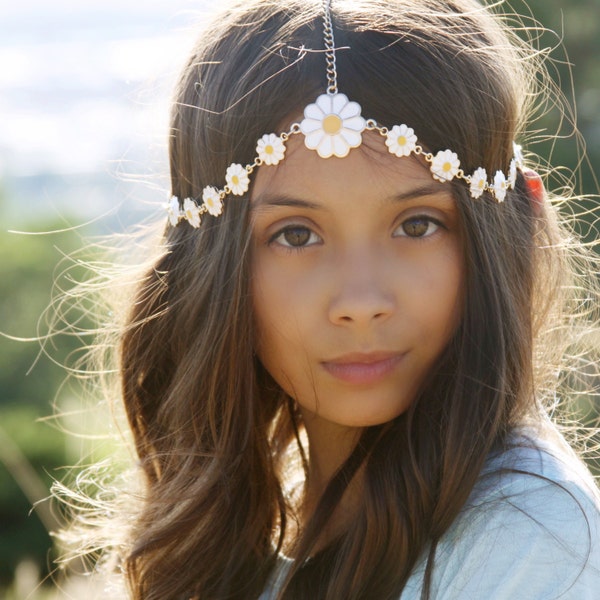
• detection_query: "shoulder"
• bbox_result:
[403,430,600,599]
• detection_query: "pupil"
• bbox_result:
[284,227,310,246]
[403,219,429,237]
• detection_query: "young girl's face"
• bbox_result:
[250,133,464,430]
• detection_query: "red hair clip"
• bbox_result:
[522,169,545,215]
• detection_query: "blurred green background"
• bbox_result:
[0,0,599,598]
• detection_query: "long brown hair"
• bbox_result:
[116,0,590,598]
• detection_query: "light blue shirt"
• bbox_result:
[261,432,600,599]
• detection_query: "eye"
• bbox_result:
[270,225,321,248]
[395,215,442,238]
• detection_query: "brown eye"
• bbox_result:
[283,227,311,246]
[271,225,320,248]
[403,218,429,237]
[398,216,440,238]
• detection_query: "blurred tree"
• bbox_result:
[0,191,92,587]
[493,0,600,198]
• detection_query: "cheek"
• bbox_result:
[251,258,305,368]
[424,251,464,343]
[401,245,464,349]
[251,268,274,356]
[252,288,309,401]
[251,252,323,344]
[251,252,329,405]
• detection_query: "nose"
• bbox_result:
[327,249,396,327]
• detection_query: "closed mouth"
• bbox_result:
[321,352,405,385]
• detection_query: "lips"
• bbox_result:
[321,351,405,385]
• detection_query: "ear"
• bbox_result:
[522,168,545,216]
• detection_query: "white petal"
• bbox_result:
[316,136,334,158]
[300,117,323,135]
[304,129,324,150]
[332,135,350,158]
[188,212,201,228]
[513,143,524,168]
[340,128,362,148]
[404,139,417,154]
[331,93,349,114]
[470,182,485,199]
[304,103,324,121]
[342,115,366,133]
[339,100,362,119]
[315,94,333,114]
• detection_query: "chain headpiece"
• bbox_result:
[167,0,524,228]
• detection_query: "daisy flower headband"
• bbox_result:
[167,0,524,228]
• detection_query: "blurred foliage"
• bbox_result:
[0,189,93,589]
[500,0,600,198]
[0,0,599,596]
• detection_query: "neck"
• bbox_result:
[297,411,363,550]
[302,411,361,492]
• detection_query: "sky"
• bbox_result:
[0,0,214,227]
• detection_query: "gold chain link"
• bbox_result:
[323,0,338,95]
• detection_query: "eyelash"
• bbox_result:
[268,215,445,250]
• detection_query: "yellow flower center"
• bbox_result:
[232,175,239,185]
[397,135,407,146]
[323,114,342,135]
[207,198,214,207]
[265,145,274,155]
[478,180,485,189]
[443,162,452,172]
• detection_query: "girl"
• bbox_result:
[68,0,600,598]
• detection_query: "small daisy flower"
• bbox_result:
[300,93,366,158]
[202,186,223,217]
[183,197,201,228]
[493,170,508,202]
[513,143,524,169]
[430,150,461,183]
[256,133,286,166]
[167,196,181,226]
[508,159,517,189]
[225,163,250,196]
[385,124,418,157]
[469,167,488,199]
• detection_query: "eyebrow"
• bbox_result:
[251,194,322,211]
[388,184,453,204]
[252,183,452,211]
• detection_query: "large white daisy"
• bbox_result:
[299,93,366,158]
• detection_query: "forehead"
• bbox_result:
[251,131,450,204]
